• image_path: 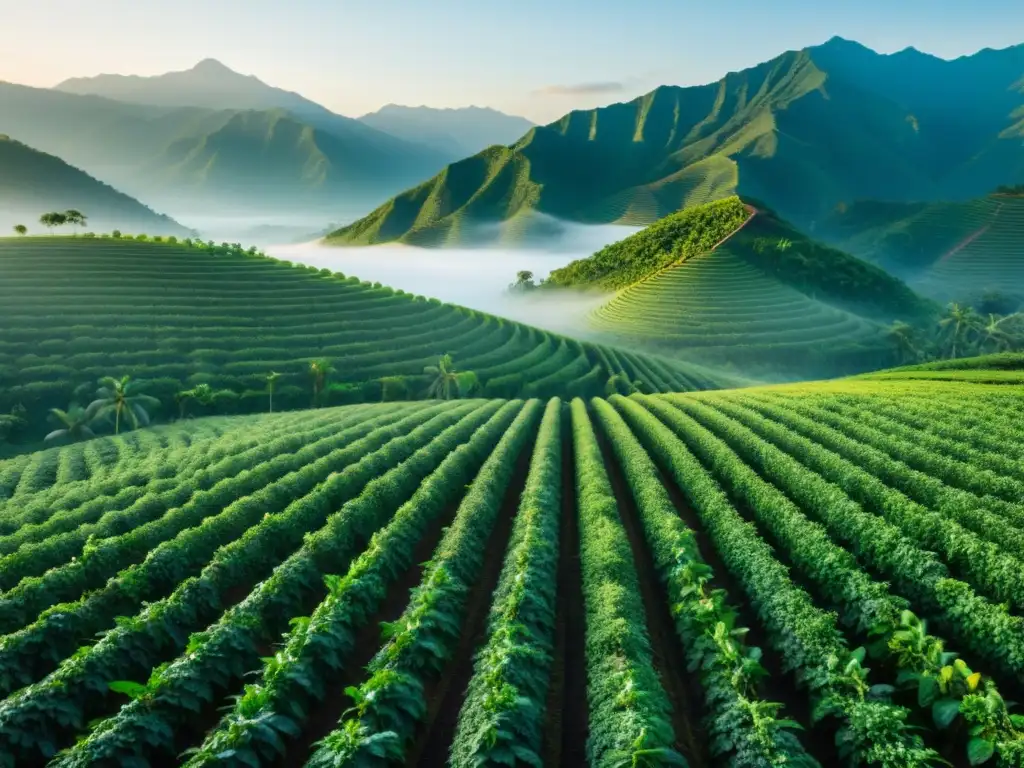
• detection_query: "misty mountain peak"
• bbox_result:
[189,59,245,78]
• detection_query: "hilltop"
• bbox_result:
[327,37,1024,247]
[56,58,349,122]
[0,79,448,215]
[358,104,535,157]
[0,236,732,446]
[546,200,934,377]
[0,136,187,236]
[820,192,1024,304]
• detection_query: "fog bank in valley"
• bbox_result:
[266,220,638,335]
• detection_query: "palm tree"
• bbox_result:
[13,224,26,236]
[309,359,334,405]
[938,303,981,359]
[981,313,1020,353]
[91,375,161,435]
[424,354,478,400]
[885,321,920,364]
[44,403,102,442]
[425,353,459,400]
[266,371,281,413]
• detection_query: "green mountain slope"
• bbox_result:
[545,197,752,289]
[146,109,448,206]
[358,104,535,157]
[568,204,933,377]
[328,38,1024,247]
[0,80,448,214]
[0,136,187,236]
[820,192,1024,303]
[0,236,735,445]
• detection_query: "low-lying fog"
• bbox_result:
[265,221,639,335]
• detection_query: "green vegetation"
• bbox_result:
[0,375,1021,766]
[821,194,1024,304]
[0,135,186,235]
[580,208,934,378]
[545,197,751,290]
[0,236,727,445]
[327,38,1024,247]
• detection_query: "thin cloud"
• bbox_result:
[534,81,625,96]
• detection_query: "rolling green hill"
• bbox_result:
[0,136,187,236]
[357,104,535,157]
[566,203,934,377]
[0,236,732,446]
[820,193,1024,304]
[327,37,1024,247]
[0,79,448,214]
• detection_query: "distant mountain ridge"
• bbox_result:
[327,37,1024,247]
[0,61,453,216]
[358,104,534,157]
[55,58,334,118]
[0,135,187,235]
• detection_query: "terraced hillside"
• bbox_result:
[0,237,726,444]
[1,376,1022,767]
[575,205,933,377]
[821,194,1024,304]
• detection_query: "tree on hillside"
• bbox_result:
[40,212,68,232]
[424,353,478,399]
[64,210,87,231]
[309,359,334,405]
[981,313,1021,353]
[175,383,235,418]
[90,375,161,435]
[12,224,26,236]
[44,402,102,443]
[266,371,281,413]
[939,303,982,359]
[885,321,921,365]
[508,270,538,293]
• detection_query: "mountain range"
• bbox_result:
[327,37,1024,247]
[0,135,187,236]
[358,104,534,157]
[1,61,532,219]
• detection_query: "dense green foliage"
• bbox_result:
[585,209,933,378]
[327,38,1024,247]
[544,197,750,290]
[0,376,1022,766]
[0,236,727,445]
[821,195,1024,304]
[0,136,186,235]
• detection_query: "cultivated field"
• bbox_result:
[589,248,885,371]
[0,237,727,440]
[1,378,1022,766]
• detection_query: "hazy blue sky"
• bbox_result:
[2,0,1022,122]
